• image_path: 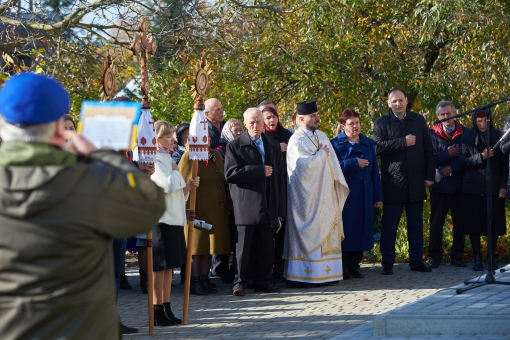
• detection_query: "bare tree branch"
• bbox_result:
[228,0,291,13]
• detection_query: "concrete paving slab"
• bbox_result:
[117,262,509,339]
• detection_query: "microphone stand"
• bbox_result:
[434,97,510,294]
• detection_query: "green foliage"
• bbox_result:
[151,0,510,135]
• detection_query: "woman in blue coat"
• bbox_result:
[331,109,383,279]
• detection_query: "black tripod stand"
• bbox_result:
[434,97,510,294]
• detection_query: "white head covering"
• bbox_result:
[137,108,157,163]
[188,109,209,160]
[220,122,235,142]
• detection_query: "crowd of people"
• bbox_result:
[2,73,510,339]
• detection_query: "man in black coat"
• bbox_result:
[224,108,286,296]
[372,88,435,275]
[427,100,468,269]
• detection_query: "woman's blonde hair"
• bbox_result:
[155,120,176,139]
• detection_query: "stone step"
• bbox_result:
[373,266,510,336]
[373,314,510,336]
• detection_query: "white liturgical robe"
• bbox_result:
[283,127,349,283]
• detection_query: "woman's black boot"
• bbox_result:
[154,304,175,326]
[200,274,218,293]
[163,302,182,324]
[139,270,148,294]
[190,276,209,295]
[473,255,483,271]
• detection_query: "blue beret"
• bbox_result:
[0,73,70,125]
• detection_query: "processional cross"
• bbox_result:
[100,52,115,101]
[182,56,213,325]
[130,16,157,109]
[129,16,157,336]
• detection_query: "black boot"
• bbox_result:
[119,273,132,290]
[139,270,148,294]
[190,277,208,295]
[350,266,364,279]
[473,255,483,271]
[199,274,218,293]
[180,265,186,285]
[163,302,182,324]
[205,275,216,288]
[154,304,175,326]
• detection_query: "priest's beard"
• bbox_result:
[305,123,317,132]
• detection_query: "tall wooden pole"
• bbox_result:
[130,16,157,335]
[182,95,205,324]
[182,161,198,325]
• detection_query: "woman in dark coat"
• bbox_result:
[179,137,232,295]
[260,102,293,281]
[331,109,383,279]
[459,110,508,271]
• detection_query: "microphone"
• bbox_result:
[493,128,510,150]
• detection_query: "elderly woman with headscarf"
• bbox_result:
[459,110,508,271]
[210,118,243,283]
[215,118,243,161]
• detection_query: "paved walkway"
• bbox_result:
[117,262,510,339]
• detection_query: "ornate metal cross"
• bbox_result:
[130,17,157,109]
[101,52,115,101]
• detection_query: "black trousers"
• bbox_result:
[211,214,237,278]
[342,251,364,274]
[428,192,465,261]
[233,224,274,290]
[273,219,286,279]
[470,234,499,258]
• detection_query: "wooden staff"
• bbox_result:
[182,160,198,324]
[183,57,212,324]
[146,231,154,334]
[130,16,157,335]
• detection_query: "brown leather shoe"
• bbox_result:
[233,288,246,296]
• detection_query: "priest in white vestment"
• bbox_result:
[283,100,349,286]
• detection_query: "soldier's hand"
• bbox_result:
[424,180,434,187]
[447,144,460,157]
[63,131,96,155]
[405,134,416,147]
[280,143,288,152]
[264,165,273,177]
[374,201,382,208]
[357,158,369,168]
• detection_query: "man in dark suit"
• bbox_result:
[224,108,286,296]
[372,87,435,275]
[427,100,468,269]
